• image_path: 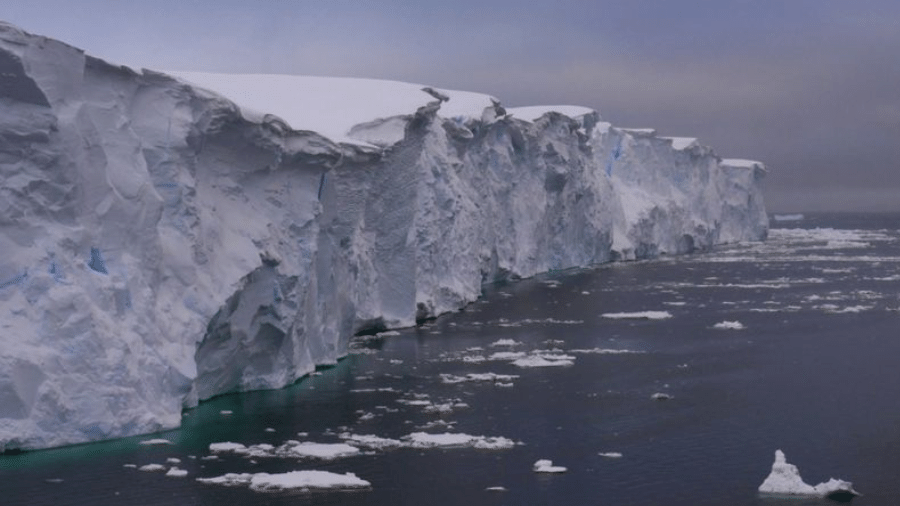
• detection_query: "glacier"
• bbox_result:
[0,21,767,451]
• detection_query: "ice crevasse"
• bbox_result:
[0,21,768,451]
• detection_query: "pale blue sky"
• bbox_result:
[5,1,900,211]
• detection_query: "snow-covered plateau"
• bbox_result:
[0,22,767,451]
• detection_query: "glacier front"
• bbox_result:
[0,22,767,451]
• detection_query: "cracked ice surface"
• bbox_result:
[0,21,767,450]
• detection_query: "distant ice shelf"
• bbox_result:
[0,20,767,451]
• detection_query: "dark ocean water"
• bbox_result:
[3,212,900,505]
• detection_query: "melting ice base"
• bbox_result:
[0,21,766,451]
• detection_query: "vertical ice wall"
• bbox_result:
[0,22,766,451]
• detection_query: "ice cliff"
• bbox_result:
[0,22,767,451]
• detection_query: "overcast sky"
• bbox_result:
[5,1,899,212]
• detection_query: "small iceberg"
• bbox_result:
[138,438,172,446]
[197,470,371,491]
[166,467,188,478]
[138,464,167,472]
[758,450,860,501]
[713,320,745,330]
[533,459,567,473]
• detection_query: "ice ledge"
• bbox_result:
[0,20,768,451]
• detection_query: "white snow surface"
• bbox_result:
[0,21,768,451]
[168,72,496,147]
[758,450,859,498]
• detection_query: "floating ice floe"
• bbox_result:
[403,432,517,449]
[827,305,874,314]
[166,467,188,478]
[488,351,527,361]
[197,470,371,491]
[415,420,457,430]
[493,318,584,328]
[339,433,405,450]
[601,311,672,320]
[396,399,432,406]
[209,440,359,460]
[439,372,519,384]
[209,442,248,453]
[713,321,745,330]
[599,452,623,458]
[285,442,361,459]
[490,339,521,347]
[758,450,859,500]
[568,348,642,354]
[423,401,469,414]
[651,393,673,400]
[484,349,576,368]
[138,438,173,446]
[511,355,575,368]
[349,387,398,393]
[138,464,167,472]
[533,459,567,473]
